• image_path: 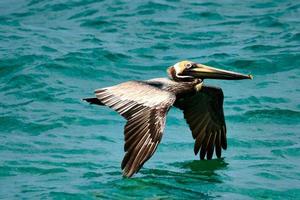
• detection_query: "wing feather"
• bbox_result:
[175,85,227,160]
[95,81,175,177]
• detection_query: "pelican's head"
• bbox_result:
[168,60,253,81]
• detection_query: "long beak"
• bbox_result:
[184,63,253,80]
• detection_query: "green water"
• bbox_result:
[1,0,300,199]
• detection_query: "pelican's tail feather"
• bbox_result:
[83,97,104,106]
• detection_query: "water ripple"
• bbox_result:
[1,0,299,199]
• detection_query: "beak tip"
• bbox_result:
[248,74,253,80]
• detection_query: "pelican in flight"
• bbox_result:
[84,61,252,177]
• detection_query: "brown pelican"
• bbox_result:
[83,60,252,177]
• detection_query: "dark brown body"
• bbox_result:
[145,77,200,99]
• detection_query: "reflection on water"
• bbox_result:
[79,160,229,199]
[171,159,228,183]
[96,170,214,199]
[178,159,228,172]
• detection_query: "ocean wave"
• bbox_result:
[1,0,299,199]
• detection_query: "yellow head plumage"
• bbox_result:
[173,60,194,75]
[168,60,253,81]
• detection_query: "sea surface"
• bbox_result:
[1,0,300,199]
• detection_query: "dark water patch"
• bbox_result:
[260,96,290,103]
[243,44,278,52]
[48,26,70,31]
[102,50,131,62]
[181,11,223,21]
[38,62,110,81]
[1,99,34,110]
[196,41,233,50]
[162,55,179,61]
[0,34,24,41]
[141,20,179,27]
[68,9,98,20]
[0,55,49,77]
[255,172,281,180]
[106,5,126,13]
[136,1,175,11]
[26,0,46,7]
[33,140,52,146]
[227,96,290,106]
[80,17,111,28]
[0,64,21,78]
[79,48,132,63]
[253,16,288,29]
[151,43,170,51]
[245,109,300,119]
[225,59,255,70]
[4,86,60,104]
[178,32,215,41]
[286,3,300,11]
[136,9,155,16]
[81,36,103,44]
[0,116,64,135]
[113,13,134,18]
[0,16,20,26]
[5,73,46,90]
[250,2,278,9]
[225,53,300,74]
[83,171,103,178]
[271,147,300,158]
[11,11,34,18]
[287,32,300,42]
[228,109,300,124]
[213,20,243,26]
[27,0,99,12]
[190,2,220,7]
[41,46,57,53]
[255,81,279,88]
[174,42,203,49]
[93,135,115,143]
[227,96,260,105]
[0,166,14,177]
[208,53,231,59]
[99,28,118,33]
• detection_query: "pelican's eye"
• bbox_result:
[186,63,192,69]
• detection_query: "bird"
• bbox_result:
[83,60,252,177]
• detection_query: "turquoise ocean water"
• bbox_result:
[1,0,300,199]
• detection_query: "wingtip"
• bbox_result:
[122,170,134,178]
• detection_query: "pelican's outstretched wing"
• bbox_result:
[94,81,175,177]
[175,85,227,160]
